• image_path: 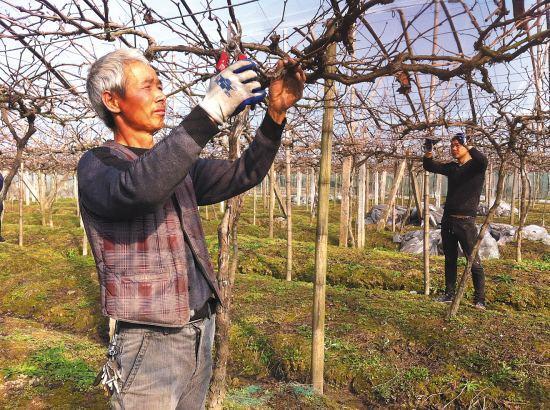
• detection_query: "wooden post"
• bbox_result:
[309,167,316,214]
[18,163,24,247]
[510,169,517,225]
[285,145,293,281]
[400,175,405,207]
[24,171,30,205]
[73,173,80,218]
[311,41,335,395]
[262,179,267,209]
[366,166,370,213]
[269,166,275,238]
[373,170,379,205]
[296,171,302,207]
[435,174,442,208]
[253,185,257,226]
[339,156,352,247]
[357,163,366,248]
[423,169,430,295]
[516,161,528,262]
[380,170,387,204]
[81,217,88,256]
[392,202,396,232]
[487,161,493,208]
[305,169,310,209]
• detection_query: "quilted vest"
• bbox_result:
[81,141,221,327]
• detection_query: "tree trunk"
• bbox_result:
[311,41,335,395]
[407,161,423,216]
[208,116,246,409]
[269,175,288,218]
[285,146,293,281]
[0,113,36,206]
[339,156,352,247]
[510,169,517,225]
[377,160,406,231]
[516,159,530,262]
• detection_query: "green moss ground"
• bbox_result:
[0,198,548,408]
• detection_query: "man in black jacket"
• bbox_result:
[423,133,488,309]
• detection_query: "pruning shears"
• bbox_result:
[216,20,247,72]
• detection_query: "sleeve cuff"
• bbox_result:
[260,113,286,142]
[181,106,220,147]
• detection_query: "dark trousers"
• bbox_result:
[441,216,485,303]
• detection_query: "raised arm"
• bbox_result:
[467,147,488,171]
[190,58,305,205]
[190,115,283,205]
[422,153,452,175]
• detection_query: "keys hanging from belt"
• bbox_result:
[93,328,123,395]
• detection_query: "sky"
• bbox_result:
[0,0,547,146]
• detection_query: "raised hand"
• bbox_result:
[267,58,306,123]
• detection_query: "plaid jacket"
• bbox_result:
[78,108,283,326]
[81,142,219,326]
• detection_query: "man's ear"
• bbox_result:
[102,90,121,114]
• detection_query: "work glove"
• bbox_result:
[453,132,468,146]
[199,60,266,124]
[423,138,438,153]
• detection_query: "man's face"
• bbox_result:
[116,61,166,133]
[450,139,468,159]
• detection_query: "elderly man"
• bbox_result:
[78,48,305,409]
[423,133,488,310]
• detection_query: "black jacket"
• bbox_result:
[423,148,488,217]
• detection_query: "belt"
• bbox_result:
[117,298,217,332]
[447,214,475,219]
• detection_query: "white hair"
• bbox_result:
[86,49,149,129]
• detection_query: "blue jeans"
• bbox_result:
[111,315,215,410]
